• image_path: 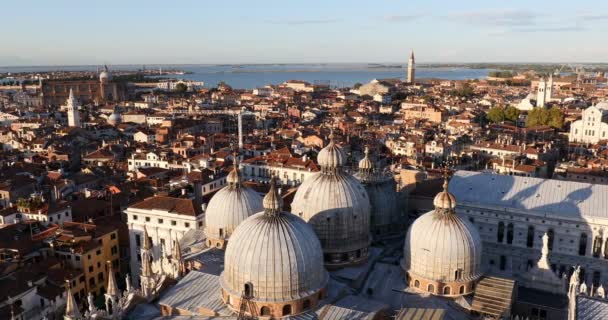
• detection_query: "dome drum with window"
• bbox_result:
[401,178,483,297]
[220,178,329,318]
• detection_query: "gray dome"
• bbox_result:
[107,112,122,126]
[317,133,346,171]
[358,147,373,172]
[221,180,328,304]
[402,179,483,295]
[433,180,456,210]
[100,65,112,82]
[292,172,371,263]
[204,167,263,241]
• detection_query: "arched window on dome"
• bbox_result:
[526,226,535,248]
[579,233,588,256]
[443,286,451,295]
[282,305,292,316]
[507,223,514,244]
[427,284,435,293]
[260,306,271,316]
[454,269,463,281]
[497,222,505,243]
[414,280,420,288]
[459,285,465,294]
[244,282,253,297]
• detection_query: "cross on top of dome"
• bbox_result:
[433,162,456,215]
[226,151,241,187]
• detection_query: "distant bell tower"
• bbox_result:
[407,49,415,84]
[536,75,552,108]
[66,88,81,128]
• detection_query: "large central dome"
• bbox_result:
[401,178,483,297]
[204,162,263,249]
[291,131,371,267]
[221,179,328,318]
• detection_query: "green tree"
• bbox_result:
[504,106,521,122]
[174,82,188,93]
[548,107,564,129]
[487,106,505,123]
[353,82,362,89]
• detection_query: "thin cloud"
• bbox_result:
[383,14,425,23]
[264,19,339,25]
[577,13,608,21]
[447,9,539,27]
[488,25,585,36]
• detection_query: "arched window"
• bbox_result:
[459,285,465,294]
[579,233,588,256]
[593,271,601,287]
[527,226,535,248]
[414,280,420,288]
[260,306,271,316]
[282,305,292,316]
[427,284,435,293]
[303,299,311,310]
[593,236,602,258]
[497,222,505,243]
[507,223,514,244]
[499,255,506,271]
[244,282,253,297]
[547,229,554,251]
[443,286,451,295]
[454,269,463,280]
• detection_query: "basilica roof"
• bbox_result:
[450,170,608,219]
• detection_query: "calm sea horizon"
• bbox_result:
[0,63,492,89]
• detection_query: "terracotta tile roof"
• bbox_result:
[130,196,202,216]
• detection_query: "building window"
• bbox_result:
[580,233,588,256]
[414,280,420,288]
[185,222,190,228]
[171,220,176,226]
[499,255,506,271]
[132,215,138,220]
[145,217,150,222]
[593,236,603,258]
[547,229,554,251]
[459,285,465,294]
[135,234,141,247]
[427,284,435,293]
[158,218,163,224]
[443,286,451,295]
[527,226,535,248]
[244,282,253,297]
[497,222,505,243]
[507,223,514,244]
[111,232,116,240]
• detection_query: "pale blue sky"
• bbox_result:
[2,0,608,66]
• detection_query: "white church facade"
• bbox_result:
[569,102,608,144]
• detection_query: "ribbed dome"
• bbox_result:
[107,112,122,126]
[291,172,371,265]
[221,181,328,306]
[317,132,346,171]
[402,179,483,296]
[433,180,456,210]
[358,147,373,171]
[204,170,263,241]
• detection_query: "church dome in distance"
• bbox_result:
[204,162,263,249]
[99,65,112,82]
[402,177,483,297]
[107,111,122,126]
[220,179,328,318]
[317,132,346,170]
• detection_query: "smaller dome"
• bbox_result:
[226,158,241,185]
[358,147,373,171]
[263,178,283,214]
[317,131,346,170]
[433,179,456,211]
[107,112,122,126]
[100,65,112,82]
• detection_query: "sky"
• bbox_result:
[2,0,608,66]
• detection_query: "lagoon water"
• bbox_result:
[0,63,491,89]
